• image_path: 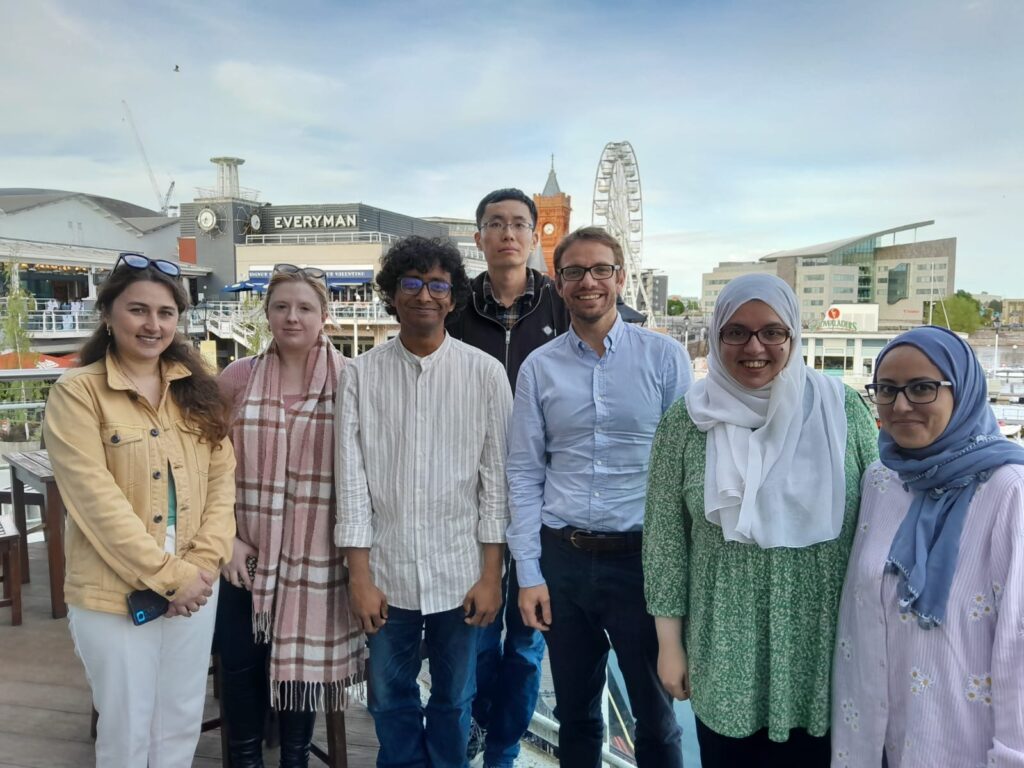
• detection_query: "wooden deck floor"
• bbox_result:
[0,541,379,767]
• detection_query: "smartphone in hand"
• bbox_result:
[127,589,169,626]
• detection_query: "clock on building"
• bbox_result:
[196,207,218,232]
[542,222,555,235]
[249,212,262,232]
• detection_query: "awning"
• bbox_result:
[222,281,267,293]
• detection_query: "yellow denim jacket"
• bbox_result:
[43,353,236,615]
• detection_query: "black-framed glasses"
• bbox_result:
[398,277,452,298]
[557,264,621,282]
[114,252,181,277]
[719,325,792,346]
[273,263,327,281]
[865,380,953,405]
[480,220,535,234]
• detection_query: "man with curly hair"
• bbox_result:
[335,236,513,766]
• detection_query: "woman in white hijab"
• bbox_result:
[642,274,878,767]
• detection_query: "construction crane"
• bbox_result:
[121,100,175,215]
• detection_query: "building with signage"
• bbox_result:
[0,188,212,352]
[701,221,956,329]
[178,158,448,299]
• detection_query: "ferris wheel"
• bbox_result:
[591,141,648,315]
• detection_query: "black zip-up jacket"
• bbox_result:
[446,268,570,392]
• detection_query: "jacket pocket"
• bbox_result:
[100,424,144,493]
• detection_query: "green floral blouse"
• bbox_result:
[643,385,878,741]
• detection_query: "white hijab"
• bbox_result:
[685,274,847,548]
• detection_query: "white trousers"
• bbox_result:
[68,527,220,768]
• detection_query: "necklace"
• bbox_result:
[118,360,161,401]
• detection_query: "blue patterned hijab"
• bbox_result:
[875,326,1024,627]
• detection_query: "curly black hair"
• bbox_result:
[375,236,471,318]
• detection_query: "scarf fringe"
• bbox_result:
[271,676,367,712]
[252,609,273,644]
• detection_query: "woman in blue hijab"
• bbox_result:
[832,326,1024,767]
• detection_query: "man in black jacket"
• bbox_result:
[446,188,568,768]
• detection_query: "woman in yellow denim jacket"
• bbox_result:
[43,253,235,768]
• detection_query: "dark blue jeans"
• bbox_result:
[367,605,478,768]
[540,529,683,768]
[472,554,546,767]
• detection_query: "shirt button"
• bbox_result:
[153,514,163,523]
[111,434,121,444]
[153,470,162,480]
[594,492,601,498]
[597,460,603,466]
[150,428,160,437]
[166,588,176,597]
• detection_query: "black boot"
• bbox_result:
[221,665,267,768]
[277,709,316,768]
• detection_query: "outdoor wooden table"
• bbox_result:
[6,450,66,619]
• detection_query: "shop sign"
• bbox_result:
[272,213,357,230]
[812,306,859,332]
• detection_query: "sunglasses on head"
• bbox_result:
[114,253,181,277]
[273,263,327,282]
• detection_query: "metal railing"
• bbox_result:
[245,231,400,246]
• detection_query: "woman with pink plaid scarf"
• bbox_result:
[216,265,364,767]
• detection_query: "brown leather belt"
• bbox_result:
[543,525,643,553]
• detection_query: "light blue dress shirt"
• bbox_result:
[507,315,692,587]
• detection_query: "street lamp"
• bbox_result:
[993,316,1002,371]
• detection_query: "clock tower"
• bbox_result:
[533,157,572,277]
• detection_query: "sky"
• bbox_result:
[2,0,1022,297]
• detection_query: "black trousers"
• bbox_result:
[214,579,316,741]
[695,717,831,768]
[540,530,683,768]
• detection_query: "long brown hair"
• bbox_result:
[79,264,229,444]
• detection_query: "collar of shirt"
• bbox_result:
[394,332,452,370]
[566,313,625,358]
[482,270,535,309]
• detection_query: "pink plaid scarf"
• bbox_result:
[232,336,364,711]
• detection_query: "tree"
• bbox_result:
[667,298,684,316]
[0,257,45,440]
[927,293,982,334]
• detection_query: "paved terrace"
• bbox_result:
[0,542,380,767]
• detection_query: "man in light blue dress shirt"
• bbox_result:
[507,226,691,767]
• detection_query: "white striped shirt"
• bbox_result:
[334,334,512,615]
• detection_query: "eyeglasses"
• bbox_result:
[273,263,327,281]
[480,220,535,235]
[114,253,181,277]
[398,277,452,299]
[719,326,791,346]
[865,380,953,405]
[557,264,621,282]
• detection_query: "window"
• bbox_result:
[805,274,826,281]
[887,263,910,304]
[803,287,825,294]
[834,287,855,295]
[808,299,824,306]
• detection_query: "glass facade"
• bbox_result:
[887,263,910,305]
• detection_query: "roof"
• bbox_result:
[0,188,176,233]
[760,220,935,262]
[541,156,563,197]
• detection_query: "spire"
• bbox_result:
[542,154,562,196]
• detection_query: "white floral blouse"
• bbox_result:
[832,461,1024,768]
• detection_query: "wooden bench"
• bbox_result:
[0,513,23,625]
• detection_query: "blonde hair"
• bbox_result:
[263,271,330,316]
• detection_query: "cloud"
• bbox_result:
[1,0,1021,298]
